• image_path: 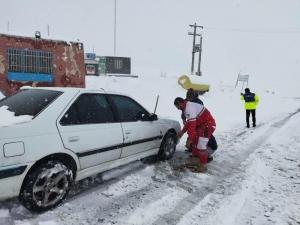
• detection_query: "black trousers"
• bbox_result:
[246,109,256,127]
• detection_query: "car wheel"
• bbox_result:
[158,132,176,160]
[19,160,73,212]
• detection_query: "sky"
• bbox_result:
[1,0,300,86]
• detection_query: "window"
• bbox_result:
[7,48,53,74]
[0,89,62,117]
[109,95,148,122]
[7,48,22,72]
[60,94,115,125]
[114,59,123,70]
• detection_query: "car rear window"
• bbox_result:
[0,89,62,117]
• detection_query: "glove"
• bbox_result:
[185,139,192,149]
[177,131,183,140]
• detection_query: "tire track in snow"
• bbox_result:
[151,108,300,225]
[122,189,189,225]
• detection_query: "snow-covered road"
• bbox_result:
[1,107,300,225]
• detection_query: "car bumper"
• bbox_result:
[0,163,34,200]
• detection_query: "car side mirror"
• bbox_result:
[137,112,158,121]
[148,113,158,121]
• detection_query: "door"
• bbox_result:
[109,95,162,158]
[57,93,123,169]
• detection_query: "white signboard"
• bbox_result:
[235,73,249,89]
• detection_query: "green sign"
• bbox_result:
[98,57,106,74]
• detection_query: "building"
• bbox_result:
[84,53,99,76]
[0,33,85,96]
[84,55,131,76]
[98,56,131,75]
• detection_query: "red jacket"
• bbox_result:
[181,101,216,144]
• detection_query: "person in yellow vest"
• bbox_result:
[240,88,259,128]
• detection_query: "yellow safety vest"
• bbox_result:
[240,94,259,110]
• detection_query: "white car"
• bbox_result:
[0,87,180,212]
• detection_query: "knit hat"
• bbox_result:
[174,97,184,106]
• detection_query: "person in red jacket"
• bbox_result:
[174,97,216,172]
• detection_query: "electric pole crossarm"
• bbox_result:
[188,33,201,36]
[189,25,203,29]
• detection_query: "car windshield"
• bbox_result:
[0,89,62,117]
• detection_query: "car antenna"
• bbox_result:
[153,95,159,114]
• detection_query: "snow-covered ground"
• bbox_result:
[0,73,299,225]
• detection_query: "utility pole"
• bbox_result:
[197,34,203,76]
[113,0,117,56]
[188,23,203,75]
[47,24,50,36]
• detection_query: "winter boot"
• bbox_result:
[190,162,207,173]
[185,159,208,173]
[185,157,199,169]
[198,163,207,173]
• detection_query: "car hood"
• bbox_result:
[157,117,181,132]
[158,116,178,123]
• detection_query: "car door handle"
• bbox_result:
[125,131,131,135]
[68,136,80,142]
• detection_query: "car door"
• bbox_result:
[109,94,163,158]
[57,93,124,169]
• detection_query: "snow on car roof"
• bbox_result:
[20,86,128,96]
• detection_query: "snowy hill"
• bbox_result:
[86,73,300,131]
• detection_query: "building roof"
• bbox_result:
[0,33,82,46]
